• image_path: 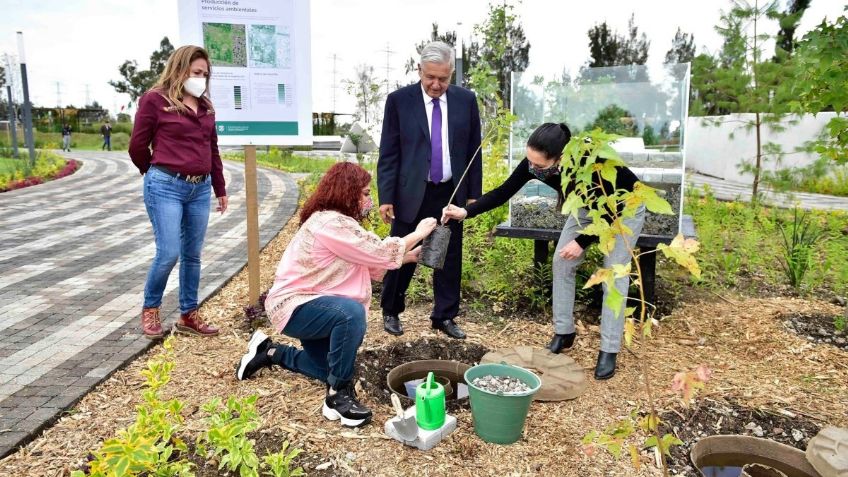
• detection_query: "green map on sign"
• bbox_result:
[203,23,247,67]
[249,24,292,68]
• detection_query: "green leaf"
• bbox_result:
[643,436,658,449]
[606,442,623,459]
[612,262,631,278]
[624,318,635,347]
[582,430,599,444]
[561,193,585,216]
[605,286,625,319]
[113,456,130,477]
[658,234,702,279]
[629,444,641,469]
[600,160,619,184]
[635,183,673,215]
[584,268,613,289]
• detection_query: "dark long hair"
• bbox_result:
[299,162,371,224]
[527,122,572,159]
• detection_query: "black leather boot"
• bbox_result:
[594,351,618,380]
[547,332,576,354]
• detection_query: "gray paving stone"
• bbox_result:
[0,152,298,458]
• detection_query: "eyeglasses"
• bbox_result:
[529,161,557,171]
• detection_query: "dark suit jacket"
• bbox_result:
[377,82,482,224]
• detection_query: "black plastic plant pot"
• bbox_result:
[419,225,451,270]
[690,435,822,477]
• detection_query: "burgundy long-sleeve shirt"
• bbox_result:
[129,90,226,198]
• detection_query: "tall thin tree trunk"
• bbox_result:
[751,0,761,199]
[754,112,762,198]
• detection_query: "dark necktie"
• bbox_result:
[430,98,443,183]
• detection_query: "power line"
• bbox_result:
[329,53,339,113]
[378,43,395,97]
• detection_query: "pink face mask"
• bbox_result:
[361,196,374,219]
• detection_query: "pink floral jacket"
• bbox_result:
[265,211,405,332]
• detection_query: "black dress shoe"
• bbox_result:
[548,332,576,354]
[383,314,404,336]
[594,351,618,380]
[432,319,466,339]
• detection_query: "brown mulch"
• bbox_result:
[662,397,823,476]
[1,208,846,477]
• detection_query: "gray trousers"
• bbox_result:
[62,135,71,150]
[552,205,645,353]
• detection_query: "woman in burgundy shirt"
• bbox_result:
[129,45,227,339]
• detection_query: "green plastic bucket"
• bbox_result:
[464,363,541,444]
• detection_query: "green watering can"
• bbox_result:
[415,372,446,430]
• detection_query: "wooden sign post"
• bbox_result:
[244,145,260,305]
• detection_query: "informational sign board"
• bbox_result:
[178,0,312,146]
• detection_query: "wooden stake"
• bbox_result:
[245,145,260,305]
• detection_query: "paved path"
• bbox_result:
[689,173,848,211]
[0,151,298,458]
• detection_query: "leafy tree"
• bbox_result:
[587,14,650,67]
[0,64,5,88]
[344,64,384,126]
[587,22,620,68]
[467,1,530,109]
[791,13,848,164]
[705,0,794,198]
[664,28,696,64]
[642,124,658,146]
[587,104,638,137]
[690,54,720,115]
[774,0,811,60]
[109,37,174,102]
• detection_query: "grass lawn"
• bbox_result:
[0,131,129,151]
[223,148,339,174]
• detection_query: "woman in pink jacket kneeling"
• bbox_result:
[235,162,436,428]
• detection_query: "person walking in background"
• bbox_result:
[100,120,112,151]
[129,45,228,339]
[236,163,437,428]
[377,41,482,340]
[61,123,72,152]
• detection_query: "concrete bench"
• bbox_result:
[493,215,697,317]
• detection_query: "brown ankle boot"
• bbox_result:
[141,307,164,339]
[176,309,219,336]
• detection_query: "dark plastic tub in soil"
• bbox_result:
[355,338,488,411]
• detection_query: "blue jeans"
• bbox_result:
[102,136,111,151]
[271,296,367,389]
[142,167,211,313]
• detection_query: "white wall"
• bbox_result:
[685,112,837,184]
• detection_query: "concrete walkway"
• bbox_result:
[689,173,848,211]
[0,151,298,458]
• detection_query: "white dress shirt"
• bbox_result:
[422,86,452,182]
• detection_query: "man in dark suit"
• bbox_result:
[377,41,482,340]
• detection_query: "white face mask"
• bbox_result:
[183,77,207,98]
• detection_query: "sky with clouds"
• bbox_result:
[1,0,843,116]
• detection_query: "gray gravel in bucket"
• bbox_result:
[472,375,532,394]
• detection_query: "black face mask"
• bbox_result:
[528,162,561,181]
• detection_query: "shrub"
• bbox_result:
[778,208,826,289]
[0,153,79,192]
